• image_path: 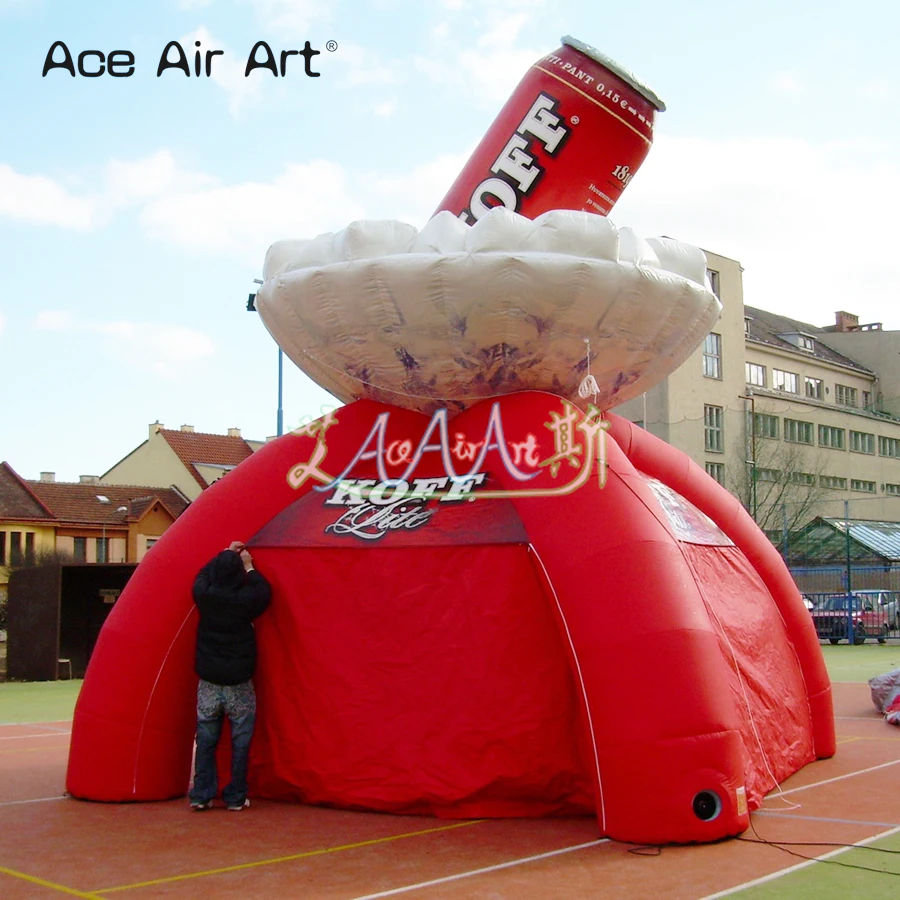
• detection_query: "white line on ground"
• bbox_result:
[346,839,608,900]
[0,796,67,807]
[0,731,72,740]
[757,810,900,828]
[697,825,900,899]
[767,758,900,798]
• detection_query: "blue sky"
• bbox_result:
[1,0,898,480]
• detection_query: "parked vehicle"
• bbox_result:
[810,593,891,645]
[859,590,900,630]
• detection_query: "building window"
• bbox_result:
[805,377,824,400]
[73,537,86,562]
[705,462,725,484]
[863,390,872,410]
[850,431,875,454]
[97,538,109,564]
[746,363,766,387]
[797,335,815,351]
[704,405,724,452]
[752,413,779,439]
[146,537,158,552]
[756,468,781,483]
[819,475,848,490]
[818,425,845,450]
[835,384,858,407]
[707,269,720,297]
[0,532,6,566]
[886,483,900,495]
[879,436,900,458]
[24,533,35,567]
[702,333,722,379]
[773,369,799,393]
[744,317,751,335]
[789,472,816,485]
[9,532,23,566]
[850,479,876,493]
[784,418,814,444]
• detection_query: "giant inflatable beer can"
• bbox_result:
[435,36,665,223]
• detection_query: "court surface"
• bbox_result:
[2,648,900,898]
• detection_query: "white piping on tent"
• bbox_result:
[527,542,606,832]
[132,606,196,794]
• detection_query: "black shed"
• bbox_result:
[7,563,136,681]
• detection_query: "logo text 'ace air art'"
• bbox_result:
[284,400,608,541]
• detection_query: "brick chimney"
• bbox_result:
[150,421,164,437]
[180,424,195,432]
[227,427,242,438]
[40,471,55,482]
[834,311,859,332]
[79,475,100,484]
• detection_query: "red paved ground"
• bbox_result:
[1,682,899,899]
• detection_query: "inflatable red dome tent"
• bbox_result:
[67,391,834,845]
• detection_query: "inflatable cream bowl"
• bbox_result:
[255,208,722,414]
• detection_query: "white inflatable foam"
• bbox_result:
[617,227,661,267]
[256,210,722,414]
[409,210,469,254]
[263,239,311,281]
[331,219,417,261]
[529,209,618,259]
[646,237,709,287]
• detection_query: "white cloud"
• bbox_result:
[35,310,76,330]
[0,0,38,12]
[612,133,900,328]
[862,80,890,100]
[32,311,215,379]
[138,160,367,261]
[413,5,548,108]
[179,26,265,116]
[104,149,213,206]
[96,321,216,378]
[0,151,215,232]
[769,70,805,96]
[240,0,333,37]
[0,164,100,230]
[331,41,404,89]
[368,151,472,226]
[373,98,398,118]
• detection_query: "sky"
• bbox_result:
[1,0,898,481]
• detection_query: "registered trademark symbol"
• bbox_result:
[326,40,338,52]
[570,115,580,124]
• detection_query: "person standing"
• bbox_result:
[188,540,271,811]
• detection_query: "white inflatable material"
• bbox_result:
[256,209,722,414]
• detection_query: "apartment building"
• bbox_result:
[612,250,900,537]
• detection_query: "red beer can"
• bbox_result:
[434,36,665,223]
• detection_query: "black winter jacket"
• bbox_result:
[193,550,271,686]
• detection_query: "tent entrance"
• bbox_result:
[247,541,594,817]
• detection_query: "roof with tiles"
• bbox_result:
[24,480,189,525]
[0,462,55,521]
[744,306,874,375]
[158,428,255,490]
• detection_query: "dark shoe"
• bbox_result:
[227,798,250,811]
[190,799,213,811]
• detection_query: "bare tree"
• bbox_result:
[728,422,831,539]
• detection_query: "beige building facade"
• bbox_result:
[101,423,263,501]
[613,250,900,537]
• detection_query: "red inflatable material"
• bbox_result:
[66,392,834,844]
